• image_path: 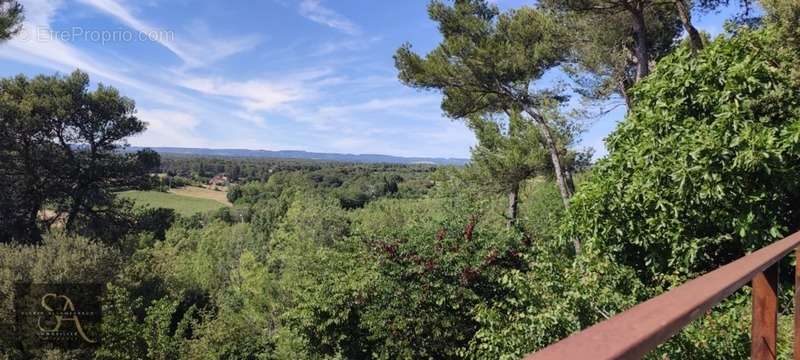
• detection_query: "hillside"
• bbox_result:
[129,147,469,166]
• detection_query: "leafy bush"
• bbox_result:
[567,28,800,288]
[135,207,177,241]
[0,233,121,359]
[565,26,800,359]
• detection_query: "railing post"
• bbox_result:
[753,263,779,360]
[795,249,800,360]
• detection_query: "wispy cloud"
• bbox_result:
[298,0,360,35]
[304,97,474,157]
[313,36,380,56]
[131,109,205,147]
[171,66,344,124]
[16,0,60,25]
[1,0,166,96]
[75,0,260,67]
[283,95,442,132]
[178,76,307,112]
[3,0,474,157]
[1,0,254,148]
[313,97,440,118]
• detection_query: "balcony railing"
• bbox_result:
[525,230,800,360]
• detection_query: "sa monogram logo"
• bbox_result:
[12,283,103,350]
[37,293,97,343]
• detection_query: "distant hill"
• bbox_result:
[129,147,469,166]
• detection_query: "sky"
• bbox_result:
[0,0,744,159]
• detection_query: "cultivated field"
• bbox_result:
[119,188,229,216]
[169,186,232,205]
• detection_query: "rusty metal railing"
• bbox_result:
[525,230,800,360]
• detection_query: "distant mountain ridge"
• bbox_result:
[129,147,469,166]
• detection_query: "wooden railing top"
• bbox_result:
[525,230,800,360]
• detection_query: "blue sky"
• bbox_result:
[0,0,744,158]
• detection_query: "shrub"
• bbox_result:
[567,28,800,288]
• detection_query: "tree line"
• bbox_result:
[158,154,435,184]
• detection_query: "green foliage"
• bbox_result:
[95,285,147,360]
[0,232,120,287]
[183,308,274,360]
[152,221,261,293]
[760,0,800,46]
[0,70,153,243]
[395,0,579,211]
[468,112,550,193]
[135,207,177,241]
[651,286,793,359]
[269,195,374,358]
[143,298,194,360]
[274,181,585,359]
[0,233,121,359]
[466,252,642,359]
[103,218,277,359]
[562,26,800,358]
[517,179,567,244]
[540,0,683,101]
[7,4,800,360]
[0,0,22,41]
[653,292,751,359]
[227,185,243,203]
[567,28,800,288]
[335,180,629,359]
[335,174,401,210]
[395,1,565,117]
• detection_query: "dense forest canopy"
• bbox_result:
[1,0,799,359]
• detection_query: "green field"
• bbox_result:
[119,190,228,216]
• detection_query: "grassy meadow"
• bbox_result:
[169,186,232,205]
[119,186,229,216]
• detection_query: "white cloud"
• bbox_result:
[3,0,473,157]
[131,109,206,147]
[17,0,60,25]
[75,0,260,67]
[298,0,360,35]
[232,111,268,127]
[281,95,443,136]
[4,1,229,110]
[320,117,474,158]
[2,0,163,92]
[314,97,439,117]
[172,67,342,124]
[1,0,262,149]
[177,76,308,112]
[292,95,474,157]
[329,137,387,153]
[313,36,381,56]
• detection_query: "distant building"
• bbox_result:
[209,174,229,187]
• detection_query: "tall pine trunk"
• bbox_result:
[524,107,580,254]
[674,0,704,54]
[630,8,651,81]
[507,183,519,228]
[24,206,42,244]
[524,107,573,207]
[618,78,632,109]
